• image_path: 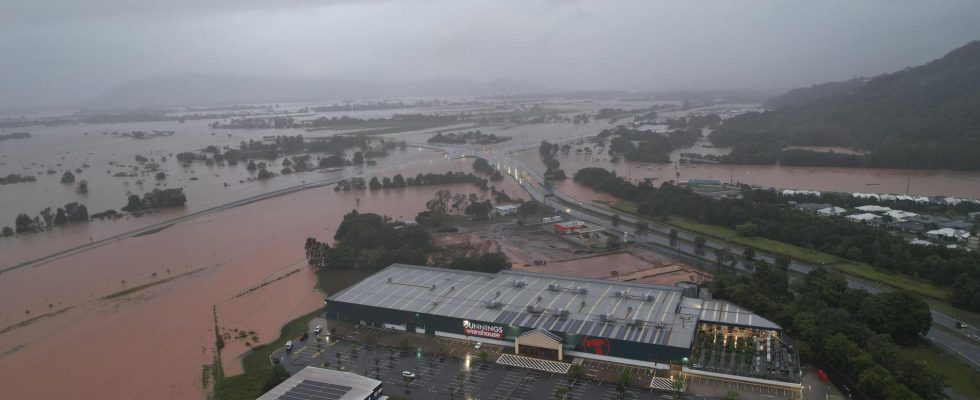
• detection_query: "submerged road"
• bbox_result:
[422,143,980,371]
[0,156,441,275]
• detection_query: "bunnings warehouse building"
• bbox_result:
[328,264,797,386]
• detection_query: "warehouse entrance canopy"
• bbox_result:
[516,329,564,360]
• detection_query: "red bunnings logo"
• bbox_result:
[582,336,611,355]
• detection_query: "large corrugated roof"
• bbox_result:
[257,367,380,400]
[695,299,782,330]
[330,264,780,349]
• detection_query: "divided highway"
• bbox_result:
[460,147,980,371]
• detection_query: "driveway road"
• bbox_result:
[418,144,980,372]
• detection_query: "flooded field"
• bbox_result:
[4,98,980,399]
[514,144,980,199]
[0,159,517,400]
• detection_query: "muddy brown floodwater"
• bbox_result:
[514,149,980,199]
[0,159,522,400]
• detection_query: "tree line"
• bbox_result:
[472,158,503,181]
[572,167,980,311]
[177,135,378,167]
[367,171,490,191]
[539,141,567,180]
[304,210,511,273]
[0,132,31,142]
[122,188,188,212]
[600,126,701,163]
[428,130,510,145]
[0,173,37,185]
[11,202,90,235]
[712,265,941,400]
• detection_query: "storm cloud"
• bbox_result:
[2,0,979,108]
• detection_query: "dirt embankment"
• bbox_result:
[435,220,710,286]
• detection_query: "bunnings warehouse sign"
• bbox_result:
[462,320,504,339]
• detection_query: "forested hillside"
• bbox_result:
[712,40,980,170]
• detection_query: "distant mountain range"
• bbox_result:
[712,40,980,170]
[82,74,556,109]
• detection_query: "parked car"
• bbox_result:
[300,332,309,341]
[314,325,323,334]
[474,342,482,350]
[285,341,293,351]
[402,371,416,380]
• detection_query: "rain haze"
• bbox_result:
[3,0,980,108]
[5,2,980,400]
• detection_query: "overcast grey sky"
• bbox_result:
[2,0,979,108]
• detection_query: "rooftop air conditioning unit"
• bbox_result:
[577,287,588,294]
[614,291,624,298]
[548,284,561,291]
[645,294,656,302]
[514,280,527,288]
[486,301,502,309]
[558,309,570,318]
[526,305,542,314]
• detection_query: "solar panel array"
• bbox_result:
[277,380,352,400]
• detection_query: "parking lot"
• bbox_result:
[579,358,666,380]
[683,374,801,399]
[270,320,717,399]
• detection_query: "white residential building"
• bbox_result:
[846,213,882,223]
[855,205,892,213]
[494,204,520,216]
[816,206,846,217]
[926,228,971,241]
[852,193,880,200]
[884,210,918,221]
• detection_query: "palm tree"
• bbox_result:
[672,377,685,400]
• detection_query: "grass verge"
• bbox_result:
[923,298,980,328]
[213,310,317,400]
[612,201,954,302]
[213,268,373,400]
[898,343,980,399]
[833,262,948,301]
[665,215,839,264]
[612,201,836,264]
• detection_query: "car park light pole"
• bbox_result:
[323,297,328,340]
